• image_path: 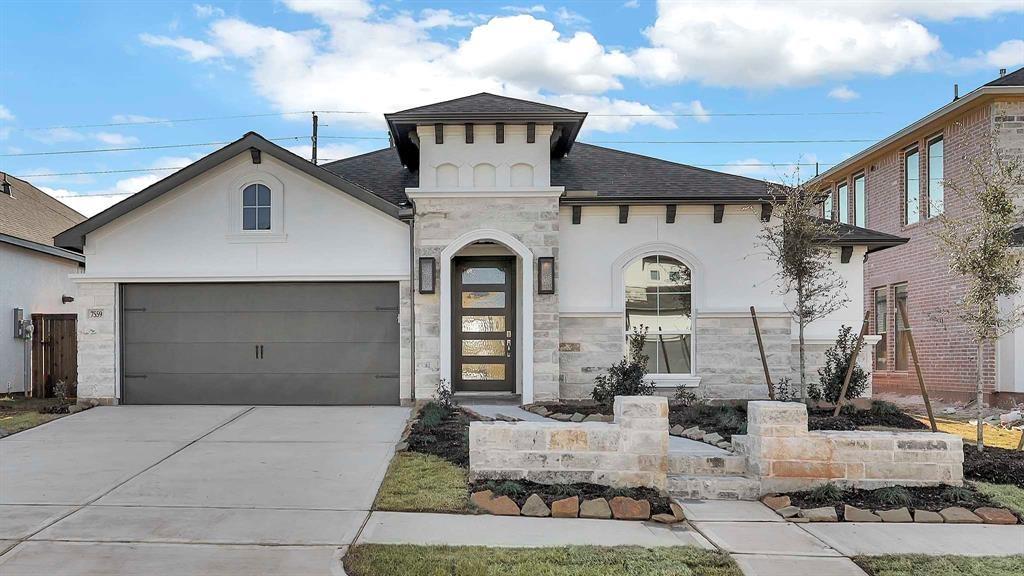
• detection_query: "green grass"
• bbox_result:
[344,544,741,576]
[855,555,1024,576]
[974,482,1024,516]
[373,452,470,513]
[0,396,68,436]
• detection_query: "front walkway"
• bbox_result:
[0,405,410,575]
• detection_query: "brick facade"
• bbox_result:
[820,97,1024,403]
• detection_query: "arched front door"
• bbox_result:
[451,256,516,393]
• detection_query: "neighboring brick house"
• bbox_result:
[809,68,1024,406]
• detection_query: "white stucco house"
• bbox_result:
[54,94,906,406]
[1,173,85,396]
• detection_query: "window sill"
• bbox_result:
[225,232,288,244]
[646,374,701,388]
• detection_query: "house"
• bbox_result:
[54,94,904,406]
[1,173,85,396]
[809,67,1024,406]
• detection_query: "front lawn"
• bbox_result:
[926,418,1023,451]
[974,482,1024,516]
[374,452,470,513]
[854,555,1024,576]
[344,544,741,576]
[0,396,70,437]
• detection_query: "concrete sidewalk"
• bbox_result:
[357,511,715,548]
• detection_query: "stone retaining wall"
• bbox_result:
[469,396,669,490]
[736,401,964,494]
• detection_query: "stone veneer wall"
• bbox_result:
[398,279,413,402]
[413,196,560,401]
[558,315,621,399]
[75,281,118,404]
[695,313,792,399]
[736,401,964,494]
[469,396,669,489]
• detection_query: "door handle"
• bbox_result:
[255,345,264,359]
[506,339,511,357]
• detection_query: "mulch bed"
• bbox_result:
[963,445,1024,488]
[405,403,478,468]
[807,406,928,432]
[469,479,673,515]
[786,484,1022,522]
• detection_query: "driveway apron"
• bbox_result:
[0,405,409,575]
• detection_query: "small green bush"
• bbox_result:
[419,402,448,429]
[810,326,869,404]
[941,485,977,504]
[809,482,845,504]
[870,400,903,417]
[490,481,527,498]
[872,486,912,507]
[591,326,654,404]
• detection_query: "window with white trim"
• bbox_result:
[242,183,271,231]
[625,255,693,374]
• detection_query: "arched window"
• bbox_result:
[624,255,692,374]
[242,183,271,231]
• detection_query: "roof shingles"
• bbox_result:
[0,174,85,246]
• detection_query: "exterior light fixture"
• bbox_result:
[419,257,436,294]
[538,257,555,294]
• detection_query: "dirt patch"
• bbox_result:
[406,403,478,468]
[963,445,1024,488]
[807,405,929,432]
[535,401,609,417]
[786,484,1022,522]
[469,479,673,515]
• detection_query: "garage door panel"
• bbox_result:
[123,283,398,313]
[124,373,399,405]
[121,282,400,405]
[122,311,398,343]
[124,342,398,374]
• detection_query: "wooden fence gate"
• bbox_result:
[31,314,78,398]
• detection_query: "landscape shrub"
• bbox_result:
[591,326,654,404]
[809,326,869,404]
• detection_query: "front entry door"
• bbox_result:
[452,257,516,393]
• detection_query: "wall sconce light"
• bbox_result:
[62,295,75,304]
[419,257,436,294]
[538,257,555,294]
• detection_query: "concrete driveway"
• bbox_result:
[0,404,409,575]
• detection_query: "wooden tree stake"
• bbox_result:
[897,299,938,433]
[750,306,774,400]
[834,310,870,417]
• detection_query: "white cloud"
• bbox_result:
[193,4,225,18]
[41,186,125,216]
[285,142,367,163]
[828,85,860,101]
[0,104,14,121]
[634,0,949,88]
[722,158,767,177]
[685,100,710,123]
[624,0,640,8]
[29,127,86,144]
[417,9,477,29]
[554,7,589,27]
[956,39,1024,71]
[112,114,170,124]
[139,33,223,61]
[722,153,820,182]
[93,132,140,146]
[502,5,546,14]
[550,94,676,132]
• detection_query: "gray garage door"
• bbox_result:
[121,282,399,405]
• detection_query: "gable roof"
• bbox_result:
[0,173,85,245]
[830,220,908,252]
[390,93,581,116]
[811,67,1024,187]
[55,132,405,251]
[984,67,1024,87]
[384,93,588,170]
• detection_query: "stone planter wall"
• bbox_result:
[735,401,964,494]
[469,396,669,490]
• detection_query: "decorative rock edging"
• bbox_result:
[760,494,1019,525]
[469,489,686,524]
[526,404,731,450]
[670,424,734,451]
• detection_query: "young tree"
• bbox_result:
[935,143,1024,452]
[759,175,849,400]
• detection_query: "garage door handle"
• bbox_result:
[255,345,264,359]
[124,307,147,312]
[124,374,147,379]
[375,306,399,311]
[374,374,399,379]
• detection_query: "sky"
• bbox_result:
[1,0,1022,216]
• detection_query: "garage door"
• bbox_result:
[121,282,399,405]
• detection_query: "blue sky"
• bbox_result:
[1,0,1021,216]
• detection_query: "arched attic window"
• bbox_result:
[242,183,272,231]
[624,255,693,374]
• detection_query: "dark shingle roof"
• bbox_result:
[0,173,85,245]
[391,93,580,116]
[830,220,908,251]
[552,143,770,200]
[321,148,417,206]
[984,67,1024,87]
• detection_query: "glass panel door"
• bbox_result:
[452,257,516,393]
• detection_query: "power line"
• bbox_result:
[588,111,880,117]
[589,138,877,144]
